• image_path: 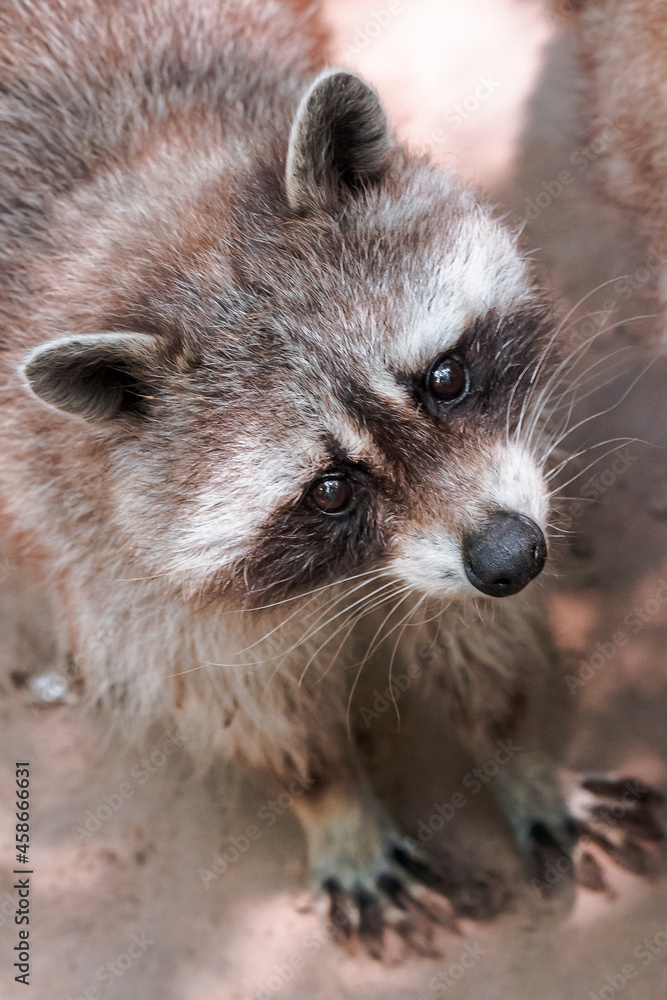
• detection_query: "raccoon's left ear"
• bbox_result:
[20,332,162,422]
[285,69,391,212]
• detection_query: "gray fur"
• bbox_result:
[1,0,660,954]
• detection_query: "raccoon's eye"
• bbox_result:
[308,476,353,514]
[426,354,469,403]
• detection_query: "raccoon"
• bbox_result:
[1,0,662,956]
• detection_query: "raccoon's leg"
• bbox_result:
[227,624,507,956]
[465,731,580,899]
[432,601,576,896]
[479,745,667,896]
[235,731,458,953]
[450,605,666,898]
[250,745,507,959]
[289,772,461,958]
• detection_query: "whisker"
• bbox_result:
[386,593,428,731]
[531,345,633,452]
[310,586,412,690]
[550,440,648,496]
[545,436,642,482]
[523,314,653,453]
[345,588,415,738]
[225,566,391,614]
[229,571,396,662]
[297,581,409,688]
[512,278,630,447]
[542,353,661,461]
[345,584,416,687]
[175,571,395,678]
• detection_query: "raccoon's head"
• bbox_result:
[20,70,556,608]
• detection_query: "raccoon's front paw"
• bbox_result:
[518,814,579,898]
[489,755,579,898]
[567,774,667,886]
[514,774,666,898]
[313,837,456,960]
[313,835,507,960]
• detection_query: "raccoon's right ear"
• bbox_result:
[20,332,162,422]
[285,69,391,212]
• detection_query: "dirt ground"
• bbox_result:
[1,2,667,999]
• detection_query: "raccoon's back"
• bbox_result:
[0,0,326,271]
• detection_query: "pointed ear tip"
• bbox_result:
[20,340,59,385]
[311,66,365,85]
[307,66,384,105]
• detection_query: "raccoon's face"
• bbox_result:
[20,70,555,607]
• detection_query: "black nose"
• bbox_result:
[463,512,547,598]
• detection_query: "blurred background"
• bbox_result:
[1,1,666,998]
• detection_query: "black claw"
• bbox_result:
[392,845,440,889]
[391,843,433,881]
[323,878,353,940]
[379,871,461,932]
[590,804,667,843]
[391,843,460,899]
[357,888,384,943]
[377,872,404,900]
[585,830,652,876]
[394,919,441,959]
[396,845,507,920]
[581,777,665,806]
[565,816,580,839]
[528,821,574,894]
[530,821,563,848]
[529,820,573,865]
[568,774,667,882]
[575,850,608,893]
